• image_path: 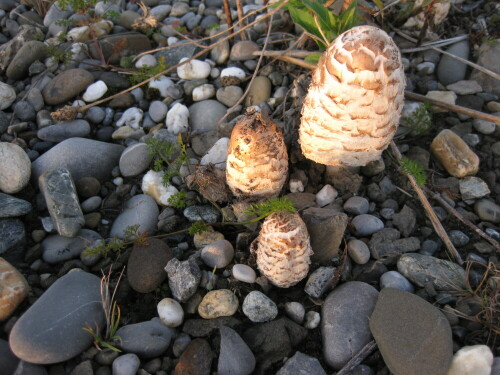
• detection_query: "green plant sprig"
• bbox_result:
[242,197,297,224]
[128,56,169,86]
[400,157,427,186]
[401,102,432,136]
[146,134,189,186]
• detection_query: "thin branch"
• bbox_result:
[223,0,233,32]
[236,0,247,41]
[336,341,378,375]
[390,141,463,265]
[253,50,321,58]
[401,34,468,53]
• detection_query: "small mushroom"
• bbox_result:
[252,210,313,288]
[299,25,405,167]
[226,108,288,199]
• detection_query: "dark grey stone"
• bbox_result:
[449,230,470,247]
[88,32,152,65]
[304,267,335,299]
[392,205,416,237]
[112,353,140,375]
[343,196,369,215]
[379,271,414,293]
[188,99,227,131]
[41,229,101,264]
[165,258,201,302]
[242,291,278,323]
[70,360,93,375]
[13,360,48,375]
[37,120,91,143]
[276,351,327,375]
[321,281,379,370]
[109,194,159,239]
[115,318,173,358]
[13,100,36,121]
[39,168,85,237]
[9,271,105,364]
[183,317,242,337]
[371,237,421,260]
[351,214,384,237]
[302,207,348,263]
[436,40,469,85]
[84,106,106,124]
[0,193,32,218]
[6,40,46,80]
[0,338,19,375]
[154,40,198,67]
[119,143,153,177]
[183,205,220,223]
[0,218,25,262]
[218,326,256,375]
[32,137,125,183]
[42,69,94,106]
[369,288,453,375]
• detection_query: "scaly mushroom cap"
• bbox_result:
[253,210,312,288]
[299,25,405,166]
[226,108,288,199]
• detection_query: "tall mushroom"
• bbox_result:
[299,25,405,167]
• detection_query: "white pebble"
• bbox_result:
[304,311,320,329]
[284,302,305,324]
[416,61,435,74]
[113,177,123,186]
[210,68,220,79]
[135,54,157,68]
[192,84,215,101]
[447,345,493,375]
[167,36,179,46]
[116,107,143,129]
[83,80,108,102]
[316,184,338,207]
[200,137,229,170]
[142,170,179,206]
[289,179,304,193]
[0,81,16,110]
[220,67,246,80]
[177,57,211,80]
[157,298,184,327]
[232,264,256,283]
[166,103,189,134]
[149,75,174,98]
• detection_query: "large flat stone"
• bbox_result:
[88,32,152,65]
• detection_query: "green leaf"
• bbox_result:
[373,0,384,11]
[284,0,327,49]
[302,0,338,35]
[400,157,427,186]
[304,53,322,65]
[338,0,359,35]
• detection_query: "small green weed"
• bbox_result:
[244,197,297,222]
[167,191,191,209]
[44,45,72,65]
[188,221,211,235]
[400,157,427,186]
[402,102,432,135]
[146,134,189,186]
[83,224,148,258]
[128,56,169,86]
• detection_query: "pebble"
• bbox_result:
[14,101,36,121]
[142,170,180,206]
[436,40,469,85]
[315,184,338,207]
[232,264,256,283]
[37,120,91,143]
[116,107,143,129]
[200,137,229,169]
[447,345,493,375]
[170,1,190,17]
[166,102,189,134]
[115,318,172,358]
[472,119,496,135]
[351,214,384,237]
[276,351,327,375]
[449,230,470,247]
[0,81,16,110]
[397,253,466,291]
[370,288,453,375]
[430,129,479,178]
[7,41,46,80]
[174,338,213,375]
[0,142,31,194]
[201,239,234,268]
[198,289,239,319]
[470,39,500,95]
[42,69,94,105]
[0,258,28,320]
[218,326,256,375]
[157,298,184,327]
[284,302,305,324]
[220,67,246,81]
[425,91,457,111]
[322,282,379,370]
[173,333,191,357]
[177,58,211,80]
[82,80,107,102]
[165,258,201,302]
[245,76,271,106]
[41,229,101,264]
[149,76,175,98]
[347,239,371,265]
[0,192,32,218]
[148,100,168,122]
[135,54,157,68]
[446,80,482,95]
[193,83,215,101]
[304,311,321,329]
[32,137,124,183]
[0,219,26,262]
[379,271,414,293]
[304,266,335,298]
[183,205,220,223]
[474,199,500,223]
[416,61,435,74]
[9,271,104,364]
[216,85,244,107]
[127,238,173,293]
[112,353,140,375]
[76,177,101,198]
[242,290,278,323]
[343,196,369,215]
[119,143,153,177]
[110,194,159,239]
[230,40,259,60]
[0,339,19,375]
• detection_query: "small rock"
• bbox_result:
[371,237,421,260]
[135,54,157,68]
[322,282,379,370]
[193,84,215,101]
[200,137,229,170]
[474,199,500,223]
[110,194,159,239]
[397,253,466,290]
[304,267,335,299]
[0,193,32,218]
[343,196,369,215]
[177,58,211,80]
[0,81,16,110]
[6,41,46,80]
[183,205,220,223]
[232,264,256,283]
[41,229,101,264]
[42,69,94,105]
[116,107,143,129]
[425,91,457,111]
[165,258,201,302]
[0,258,29,320]
[193,229,225,249]
[217,85,244,107]
[198,289,239,319]
[142,170,179,206]
[115,318,172,358]
[392,205,416,237]
[449,230,470,247]
[82,80,107,102]
[112,353,140,375]
[0,142,31,194]
[243,290,278,323]
[149,100,168,122]
[369,288,453,375]
[245,76,271,106]
[157,298,184,327]
[437,40,469,85]
[316,184,338,207]
[430,129,479,178]
[169,1,190,17]
[0,339,19,375]
[0,219,25,262]
[351,214,384,237]
[304,311,321,329]
[173,333,191,357]
[149,75,175,98]
[284,302,305,324]
[174,338,213,375]
[230,41,259,61]
[37,120,91,143]
[447,345,493,375]
[166,102,189,134]
[379,271,414,293]
[470,39,500,96]
[446,80,482,95]
[201,239,234,268]
[276,351,327,375]
[472,119,496,135]
[218,326,256,375]
[347,239,370,265]
[119,143,153,177]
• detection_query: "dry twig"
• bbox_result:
[236,0,247,40]
[336,340,378,375]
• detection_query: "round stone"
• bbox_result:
[474,199,500,224]
[75,177,101,198]
[351,214,384,237]
[201,239,234,268]
[242,291,278,323]
[198,289,238,319]
[343,196,369,215]
[119,143,153,177]
[157,298,184,327]
[232,264,256,283]
[0,143,31,194]
[347,239,370,265]
[304,311,321,329]
[284,302,305,324]
[379,271,415,293]
[148,100,168,123]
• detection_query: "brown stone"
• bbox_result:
[88,32,152,65]
[0,258,29,321]
[174,338,213,375]
[42,69,94,105]
[109,92,135,109]
[430,129,479,178]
